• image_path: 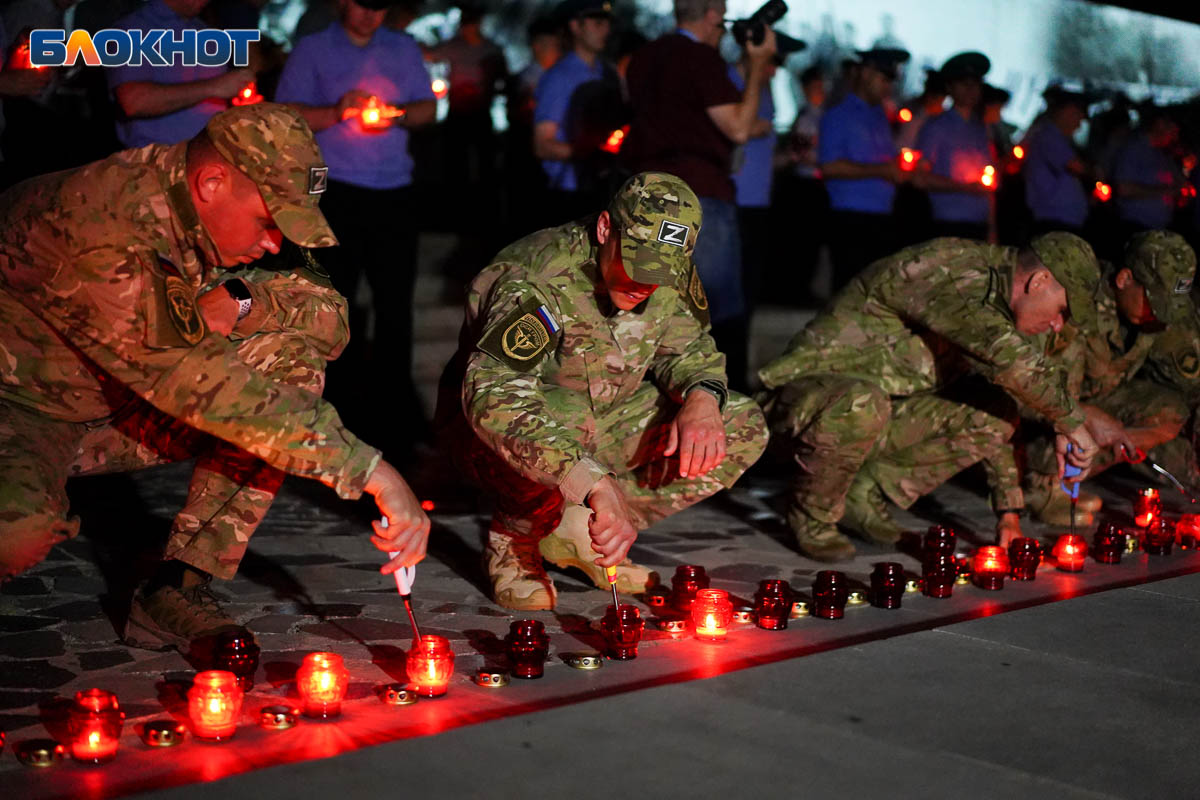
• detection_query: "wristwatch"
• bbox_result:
[225,279,253,322]
[686,380,727,411]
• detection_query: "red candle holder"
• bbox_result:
[213,630,260,691]
[922,553,956,598]
[812,571,848,620]
[1092,522,1125,564]
[297,652,350,716]
[691,589,734,641]
[1007,537,1042,581]
[407,636,455,697]
[869,562,905,609]
[1176,514,1200,549]
[187,670,242,741]
[924,525,957,557]
[971,546,1010,590]
[754,579,793,629]
[670,565,710,612]
[68,689,124,763]
[505,620,550,679]
[600,604,645,659]
[1133,488,1161,528]
[1052,535,1087,572]
[1143,517,1174,555]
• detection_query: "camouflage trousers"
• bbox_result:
[765,375,1022,527]
[0,332,327,581]
[1025,379,1193,482]
[454,382,768,542]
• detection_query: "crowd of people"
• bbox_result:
[1,0,1199,651]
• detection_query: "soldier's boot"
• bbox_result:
[538,505,655,594]
[1026,474,1095,528]
[840,473,904,545]
[124,562,247,652]
[485,528,557,611]
[787,507,857,562]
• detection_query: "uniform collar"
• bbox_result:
[159,143,223,282]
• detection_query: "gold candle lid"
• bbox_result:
[790,600,810,618]
[905,579,922,593]
[955,572,971,585]
[847,591,867,605]
[259,704,302,729]
[15,739,65,768]
[141,720,185,747]
[474,671,509,688]
[657,618,688,633]
[732,606,755,623]
[381,684,419,706]
[565,652,604,670]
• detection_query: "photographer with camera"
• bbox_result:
[623,0,778,391]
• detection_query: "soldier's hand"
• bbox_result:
[585,476,638,567]
[996,512,1022,548]
[1056,426,1098,481]
[197,285,240,336]
[364,460,431,573]
[664,390,726,479]
[1082,404,1137,456]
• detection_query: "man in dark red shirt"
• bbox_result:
[623,0,775,390]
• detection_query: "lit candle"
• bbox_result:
[600,604,645,659]
[1177,514,1200,549]
[296,652,350,717]
[68,689,124,763]
[505,620,550,679]
[690,589,733,641]
[971,546,1010,590]
[187,670,242,741]
[1133,488,1161,528]
[406,635,454,697]
[230,81,263,106]
[1007,537,1042,581]
[1052,535,1088,572]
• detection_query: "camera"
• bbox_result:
[731,0,787,47]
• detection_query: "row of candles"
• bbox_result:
[12,489,1192,768]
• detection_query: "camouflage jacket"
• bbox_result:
[449,220,725,504]
[758,238,1086,433]
[1140,306,1200,405]
[0,142,377,499]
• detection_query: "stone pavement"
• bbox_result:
[1,456,1196,798]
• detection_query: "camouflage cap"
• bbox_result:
[1124,230,1197,326]
[609,172,702,286]
[1030,232,1102,331]
[205,103,337,248]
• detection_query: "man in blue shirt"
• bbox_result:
[108,0,254,148]
[533,0,619,223]
[1113,107,1182,237]
[275,0,435,460]
[728,51,774,313]
[915,51,995,241]
[818,47,911,292]
[1024,87,1091,236]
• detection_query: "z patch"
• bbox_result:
[478,297,560,372]
[308,166,329,195]
[657,219,690,248]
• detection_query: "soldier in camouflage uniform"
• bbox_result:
[1025,231,1197,526]
[437,172,768,610]
[758,234,1101,560]
[0,104,429,651]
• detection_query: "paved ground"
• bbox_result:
[1,455,1197,799]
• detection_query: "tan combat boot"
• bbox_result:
[1026,474,1095,528]
[485,528,556,611]
[840,473,904,545]
[125,567,246,652]
[788,507,856,562]
[538,504,654,594]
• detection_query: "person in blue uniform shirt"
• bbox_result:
[108,0,254,147]
[915,51,995,241]
[533,0,620,223]
[274,0,436,461]
[1112,106,1183,238]
[1023,86,1091,236]
[818,47,910,292]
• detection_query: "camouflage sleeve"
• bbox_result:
[222,262,350,362]
[462,278,610,504]
[648,289,728,407]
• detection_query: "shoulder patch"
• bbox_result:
[1175,346,1200,380]
[144,271,206,349]
[478,296,560,372]
[295,247,335,289]
[683,265,710,327]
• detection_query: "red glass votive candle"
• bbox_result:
[869,562,905,609]
[1133,488,1161,528]
[187,670,242,741]
[1092,522,1125,564]
[691,589,733,641]
[1008,538,1042,580]
[297,652,351,716]
[69,688,124,763]
[670,565,710,612]
[1176,514,1200,549]
[1052,535,1088,572]
[971,546,1010,590]
[406,636,454,697]
[213,630,260,691]
[924,524,957,557]
[812,571,848,620]
[1143,517,1174,555]
[600,604,645,659]
[922,553,956,598]
[754,579,793,629]
[505,620,550,679]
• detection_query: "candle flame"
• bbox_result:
[1012,145,1025,159]
[898,107,913,122]
[89,731,101,747]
